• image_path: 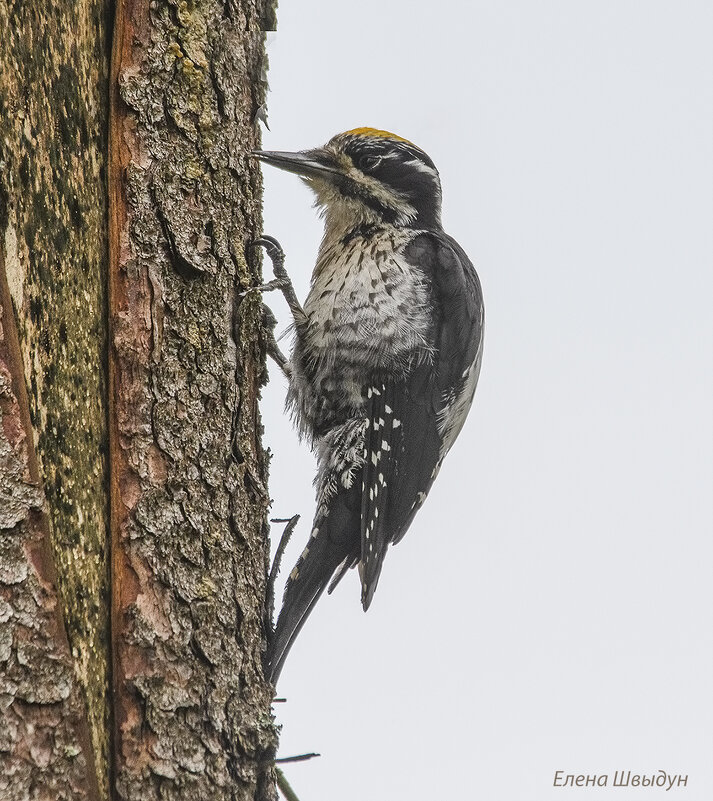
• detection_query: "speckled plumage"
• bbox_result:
[254,129,484,683]
[287,225,433,438]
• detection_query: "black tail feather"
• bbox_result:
[266,477,362,684]
[266,524,353,684]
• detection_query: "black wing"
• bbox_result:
[359,231,484,607]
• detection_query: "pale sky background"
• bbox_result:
[257,3,713,799]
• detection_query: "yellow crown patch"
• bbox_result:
[342,127,417,148]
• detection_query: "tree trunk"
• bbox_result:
[0,1,278,799]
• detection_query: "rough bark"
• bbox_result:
[0,248,101,800]
[0,1,112,795]
[109,2,276,800]
[1,0,277,798]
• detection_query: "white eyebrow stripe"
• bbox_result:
[403,158,439,178]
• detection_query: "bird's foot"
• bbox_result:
[248,235,307,325]
[261,303,291,378]
[250,235,285,272]
[240,277,289,297]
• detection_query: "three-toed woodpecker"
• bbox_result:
[253,128,484,683]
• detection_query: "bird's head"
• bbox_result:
[253,128,442,233]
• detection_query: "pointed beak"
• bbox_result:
[251,149,339,180]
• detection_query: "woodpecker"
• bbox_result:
[253,128,484,683]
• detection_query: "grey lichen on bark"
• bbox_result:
[110,2,277,800]
[0,1,111,795]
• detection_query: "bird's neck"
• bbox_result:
[320,197,388,240]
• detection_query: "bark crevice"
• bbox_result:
[109,2,277,799]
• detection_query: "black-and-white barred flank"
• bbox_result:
[314,418,368,518]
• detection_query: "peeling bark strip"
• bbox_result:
[0,2,111,793]
[0,256,101,800]
[109,2,276,800]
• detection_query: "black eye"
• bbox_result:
[358,155,382,172]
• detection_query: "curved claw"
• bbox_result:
[261,303,279,330]
[250,234,283,250]
[246,234,306,328]
[250,235,285,266]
